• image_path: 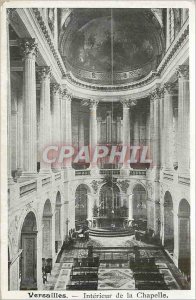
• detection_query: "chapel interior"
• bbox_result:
[7,8,190,290]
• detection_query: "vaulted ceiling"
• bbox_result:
[59,8,165,85]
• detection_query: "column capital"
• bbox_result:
[61,89,72,101]
[150,87,163,101]
[19,38,38,59]
[82,99,99,109]
[120,99,137,108]
[51,83,61,95]
[37,66,51,81]
[176,65,189,80]
[163,82,176,94]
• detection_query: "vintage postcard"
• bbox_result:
[0,1,195,299]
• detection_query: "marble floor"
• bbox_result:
[44,235,190,290]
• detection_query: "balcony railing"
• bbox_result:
[178,176,190,186]
[99,169,120,176]
[163,172,174,181]
[42,176,51,186]
[55,172,61,181]
[75,170,91,176]
[129,170,146,176]
[20,181,37,197]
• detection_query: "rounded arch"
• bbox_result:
[178,198,190,217]
[75,182,92,195]
[43,199,52,216]
[178,198,190,280]
[132,181,147,193]
[163,191,174,254]
[20,211,38,290]
[75,184,90,227]
[132,183,147,221]
[99,182,121,214]
[17,208,39,251]
[56,191,61,205]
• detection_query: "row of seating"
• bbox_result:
[130,257,169,290]
[66,255,99,290]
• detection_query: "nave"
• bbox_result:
[43,236,190,291]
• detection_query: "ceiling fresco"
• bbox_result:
[59,9,165,84]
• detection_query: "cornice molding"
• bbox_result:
[32,8,66,77]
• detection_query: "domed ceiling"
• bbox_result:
[59,9,165,85]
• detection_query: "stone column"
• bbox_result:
[128,194,134,224]
[51,83,61,170]
[149,97,154,168]
[7,10,14,183]
[159,92,165,168]
[122,100,131,169]
[17,91,23,173]
[163,83,175,170]
[79,111,85,149]
[89,99,99,169]
[20,38,38,180]
[173,107,178,168]
[87,194,94,227]
[176,65,189,175]
[38,66,52,174]
[61,90,73,168]
[150,88,162,171]
[51,83,61,145]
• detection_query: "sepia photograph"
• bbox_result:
[0,1,195,299]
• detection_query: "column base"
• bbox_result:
[63,167,75,180]
[90,166,99,177]
[39,168,53,176]
[19,172,38,182]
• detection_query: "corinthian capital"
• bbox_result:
[51,83,61,95]
[163,82,176,94]
[19,38,38,59]
[82,99,99,109]
[37,66,51,81]
[176,65,189,80]
[150,87,163,101]
[61,89,72,101]
[120,99,137,108]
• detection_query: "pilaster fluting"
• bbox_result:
[61,90,72,168]
[79,112,85,149]
[128,194,133,223]
[38,66,52,173]
[163,83,175,170]
[51,83,61,146]
[7,10,14,182]
[176,65,189,175]
[121,100,136,169]
[89,99,99,168]
[20,38,38,179]
[17,91,23,172]
[150,88,162,170]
